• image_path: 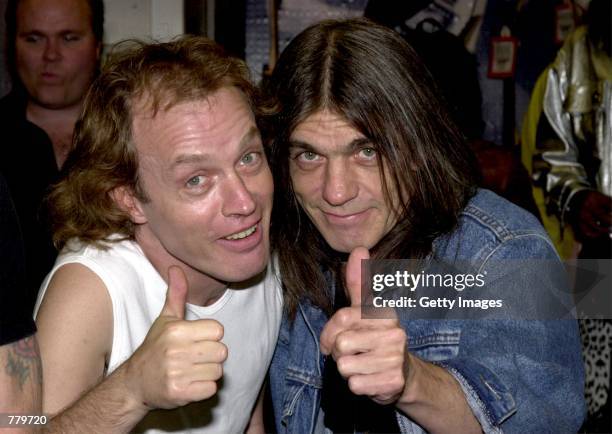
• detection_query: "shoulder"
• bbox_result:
[434,189,556,263]
[35,239,144,361]
[36,237,149,314]
[57,238,146,286]
[37,256,113,332]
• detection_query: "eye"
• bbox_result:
[358,147,377,160]
[24,35,41,43]
[63,34,81,42]
[241,152,259,165]
[297,151,321,162]
[186,175,205,187]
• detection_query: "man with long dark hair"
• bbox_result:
[264,18,585,433]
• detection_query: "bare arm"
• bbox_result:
[42,365,148,434]
[36,263,148,433]
[0,336,42,434]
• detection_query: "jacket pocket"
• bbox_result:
[408,327,461,361]
[281,368,323,433]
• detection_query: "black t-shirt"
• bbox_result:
[0,91,59,313]
[0,172,36,345]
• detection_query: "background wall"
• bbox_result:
[0,0,593,146]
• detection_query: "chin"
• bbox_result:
[328,237,378,254]
[327,239,357,254]
[219,254,269,283]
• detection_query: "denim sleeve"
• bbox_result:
[395,235,586,433]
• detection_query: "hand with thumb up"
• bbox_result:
[124,266,227,410]
[320,247,409,405]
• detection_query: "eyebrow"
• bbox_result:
[289,137,372,154]
[18,29,86,37]
[171,126,260,168]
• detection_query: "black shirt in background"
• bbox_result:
[0,91,60,313]
[0,173,36,345]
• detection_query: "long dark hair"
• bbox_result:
[262,18,477,317]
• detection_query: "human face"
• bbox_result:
[289,110,400,253]
[129,87,273,285]
[15,0,100,110]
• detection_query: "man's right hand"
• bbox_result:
[572,190,612,240]
[125,266,227,410]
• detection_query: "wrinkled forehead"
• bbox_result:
[291,108,354,135]
[129,80,250,120]
[16,0,93,31]
[129,86,256,155]
[130,90,211,123]
[128,93,214,155]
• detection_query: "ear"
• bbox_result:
[111,186,147,225]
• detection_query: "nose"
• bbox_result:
[322,159,358,207]
[221,173,257,217]
[43,39,61,62]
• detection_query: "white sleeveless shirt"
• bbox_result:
[35,238,283,434]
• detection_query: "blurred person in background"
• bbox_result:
[0,0,103,312]
[523,0,611,431]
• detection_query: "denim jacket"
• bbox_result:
[269,189,585,433]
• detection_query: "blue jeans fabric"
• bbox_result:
[269,189,585,433]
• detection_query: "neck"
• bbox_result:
[134,228,228,307]
[26,100,83,169]
[26,99,83,129]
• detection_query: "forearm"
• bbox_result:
[0,336,42,434]
[43,363,148,434]
[396,355,482,434]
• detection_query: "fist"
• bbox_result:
[127,266,227,409]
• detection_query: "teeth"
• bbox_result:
[225,225,257,240]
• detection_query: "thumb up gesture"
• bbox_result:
[126,266,227,410]
[320,247,409,405]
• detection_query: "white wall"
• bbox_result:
[104,0,184,46]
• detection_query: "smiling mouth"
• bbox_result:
[224,224,257,240]
[323,210,366,219]
[321,209,371,226]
